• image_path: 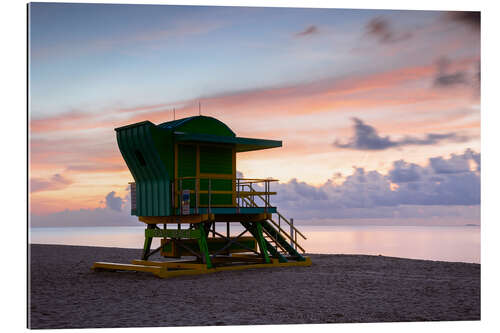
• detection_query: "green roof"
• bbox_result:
[158,116,235,137]
[174,132,282,152]
[116,115,282,152]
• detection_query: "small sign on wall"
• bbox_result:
[181,190,191,215]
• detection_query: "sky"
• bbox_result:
[28,3,480,226]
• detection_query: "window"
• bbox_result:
[134,150,146,166]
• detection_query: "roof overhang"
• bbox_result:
[173,132,282,152]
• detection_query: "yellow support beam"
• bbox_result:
[131,259,207,270]
[138,214,215,224]
[91,262,166,277]
[92,257,312,279]
[211,213,271,222]
[156,257,312,278]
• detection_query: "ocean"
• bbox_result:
[29,224,480,263]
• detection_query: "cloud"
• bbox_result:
[31,188,136,227]
[28,59,478,204]
[30,60,470,136]
[30,174,73,193]
[105,191,124,212]
[31,151,479,227]
[333,118,469,150]
[444,11,480,31]
[433,57,468,88]
[65,163,126,173]
[464,148,480,171]
[264,149,480,223]
[295,25,319,37]
[30,207,137,227]
[388,160,422,183]
[434,71,467,87]
[365,17,412,44]
[429,149,480,174]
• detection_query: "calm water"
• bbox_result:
[29,225,480,263]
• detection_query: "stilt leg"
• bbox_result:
[142,224,155,260]
[255,221,271,264]
[196,223,213,269]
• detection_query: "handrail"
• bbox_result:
[172,177,278,211]
[261,228,287,253]
[130,178,306,253]
[240,196,306,253]
[247,183,307,241]
[177,176,278,182]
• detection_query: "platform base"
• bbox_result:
[92,256,311,279]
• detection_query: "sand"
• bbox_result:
[28,244,480,329]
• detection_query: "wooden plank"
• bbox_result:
[212,213,271,222]
[132,259,207,270]
[93,257,312,279]
[145,228,201,239]
[92,262,163,275]
[174,190,276,196]
[210,256,264,263]
[139,214,214,224]
[239,191,277,197]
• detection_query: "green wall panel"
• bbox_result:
[116,122,170,216]
[199,145,233,174]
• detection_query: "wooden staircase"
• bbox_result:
[239,184,307,262]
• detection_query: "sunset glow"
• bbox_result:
[29,4,479,226]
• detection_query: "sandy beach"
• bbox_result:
[29,244,480,328]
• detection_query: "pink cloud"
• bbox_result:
[29,56,480,215]
[31,56,479,137]
[31,174,73,193]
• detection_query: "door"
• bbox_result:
[176,143,197,210]
[198,144,234,207]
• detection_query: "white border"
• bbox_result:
[3,0,498,332]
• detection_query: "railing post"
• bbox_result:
[179,179,183,216]
[163,223,167,251]
[264,180,268,213]
[208,178,211,215]
[196,178,199,215]
[295,224,298,250]
[290,218,294,250]
[267,180,269,209]
[171,182,174,213]
[237,178,240,214]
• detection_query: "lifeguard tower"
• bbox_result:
[92,116,310,278]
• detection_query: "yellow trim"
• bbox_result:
[232,145,236,205]
[91,262,166,276]
[174,143,178,208]
[209,256,264,263]
[210,213,271,222]
[196,144,200,178]
[132,260,208,270]
[92,257,312,279]
[175,190,276,196]
[138,214,215,224]
[197,173,234,179]
[196,144,200,211]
